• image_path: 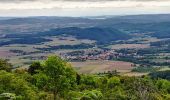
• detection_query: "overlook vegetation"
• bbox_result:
[0,14,170,100]
[0,56,170,100]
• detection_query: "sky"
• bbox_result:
[1,0,170,17]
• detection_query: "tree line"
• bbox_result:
[0,56,170,100]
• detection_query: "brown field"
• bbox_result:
[0,50,15,58]
[71,60,134,74]
[138,37,162,43]
[108,44,150,50]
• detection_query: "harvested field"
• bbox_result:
[0,50,15,58]
[71,60,134,74]
[109,44,150,50]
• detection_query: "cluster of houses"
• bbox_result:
[60,49,123,61]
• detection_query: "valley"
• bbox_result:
[0,14,170,75]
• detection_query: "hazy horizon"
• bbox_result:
[0,0,170,17]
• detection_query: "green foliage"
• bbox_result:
[122,77,160,100]
[103,87,127,100]
[0,59,12,72]
[67,91,83,100]
[28,61,42,75]
[132,66,160,73]
[68,90,103,100]
[1,57,170,100]
[156,79,170,93]
[0,70,39,99]
[37,56,76,99]
[33,72,48,89]
[81,90,103,100]
[80,75,98,88]
[149,70,170,80]
[108,76,120,88]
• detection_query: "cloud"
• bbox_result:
[1,0,170,3]
[0,0,170,16]
[0,0,36,3]
[0,0,169,13]
[0,0,169,9]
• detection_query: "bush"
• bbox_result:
[0,59,12,72]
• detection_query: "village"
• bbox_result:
[60,49,134,61]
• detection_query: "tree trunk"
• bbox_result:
[53,91,57,100]
[54,91,60,100]
[57,95,60,100]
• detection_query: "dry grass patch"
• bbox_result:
[71,60,134,74]
[109,44,150,50]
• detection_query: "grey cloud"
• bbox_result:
[0,0,36,3]
[0,0,168,3]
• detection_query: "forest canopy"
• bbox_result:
[0,56,170,100]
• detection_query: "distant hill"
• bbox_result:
[104,22,170,38]
[0,17,92,25]
[37,27,130,44]
[3,27,130,45]
[1,14,170,41]
[100,14,170,24]
[96,14,170,38]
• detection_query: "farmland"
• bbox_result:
[71,60,134,74]
[1,33,169,75]
[0,14,170,75]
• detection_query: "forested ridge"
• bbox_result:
[0,56,170,100]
